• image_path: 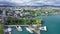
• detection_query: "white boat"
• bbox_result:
[16,26,22,31]
[26,27,33,33]
[39,26,47,31]
[7,28,12,32]
[7,28,12,34]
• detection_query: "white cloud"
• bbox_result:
[35,0,54,4]
[0,0,4,1]
[12,0,60,6]
[7,0,31,3]
[0,0,60,6]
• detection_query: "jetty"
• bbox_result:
[4,24,47,34]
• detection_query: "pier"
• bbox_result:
[4,24,47,34]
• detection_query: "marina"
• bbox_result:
[3,24,47,34]
[3,14,60,34]
[0,0,60,34]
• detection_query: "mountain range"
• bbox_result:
[0,2,60,8]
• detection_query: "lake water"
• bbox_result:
[39,14,60,34]
[12,14,60,34]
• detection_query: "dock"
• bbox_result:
[4,24,45,34]
[4,25,29,27]
[4,24,41,27]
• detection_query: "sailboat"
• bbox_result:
[16,26,22,31]
[7,28,12,34]
[39,26,47,31]
[26,27,33,33]
[7,28,12,32]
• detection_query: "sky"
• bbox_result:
[0,0,60,6]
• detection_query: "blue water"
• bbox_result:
[12,27,36,34]
[39,14,60,34]
[12,14,60,34]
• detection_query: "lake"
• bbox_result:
[12,14,60,34]
[39,14,60,34]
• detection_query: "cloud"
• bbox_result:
[5,0,31,3]
[0,0,60,6]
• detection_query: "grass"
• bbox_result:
[0,25,4,34]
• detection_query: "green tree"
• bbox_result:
[32,19,42,24]
[0,25,4,34]
[35,19,42,24]
[22,18,29,25]
[6,17,16,25]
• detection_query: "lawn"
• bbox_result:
[0,25,4,34]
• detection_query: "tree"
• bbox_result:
[32,19,42,24]
[35,19,42,24]
[0,25,4,34]
[22,18,29,25]
[6,17,16,25]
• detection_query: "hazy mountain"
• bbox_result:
[0,1,60,8]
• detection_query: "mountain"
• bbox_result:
[0,2,60,8]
